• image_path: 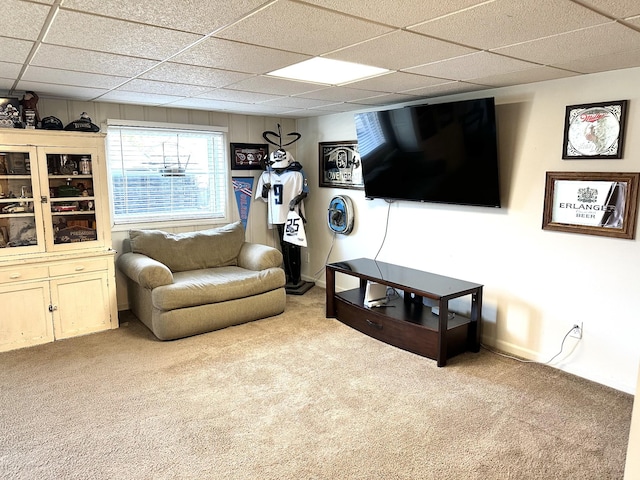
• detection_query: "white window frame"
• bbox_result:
[105,119,229,231]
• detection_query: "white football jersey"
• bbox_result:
[256,169,304,225]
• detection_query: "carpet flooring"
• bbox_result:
[0,287,633,479]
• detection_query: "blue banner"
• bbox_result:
[232,176,254,230]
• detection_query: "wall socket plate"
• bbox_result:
[569,322,583,339]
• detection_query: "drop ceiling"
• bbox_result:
[2,0,640,117]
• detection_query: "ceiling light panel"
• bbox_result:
[267,58,388,85]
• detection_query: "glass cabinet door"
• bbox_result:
[42,148,102,250]
[0,147,44,253]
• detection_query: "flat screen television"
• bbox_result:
[354,97,501,207]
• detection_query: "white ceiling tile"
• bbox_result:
[493,22,640,66]
[172,37,311,74]
[298,0,489,27]
[97,90,183,105]
[22,66,128,89]
[116,79,214,96]
[404,52,541,81]
[168,98,292,115]
[198,89,282,104]
[400,81,489,98]
[343,72,447,93]
[225,76,324,96]
[1,0,51,41]
[141,63,252,88]
[215,0,394,55]
[212,103,293,115]
[14,81,108,100]
[0,62,24,80]
[43,10,202,59]
[553,48,640,74]
[470,66,580,87]
[410,0,611,50]
[577,0,640,18]
[161,97,240,110]
[0,37,34,64]
[293,86,381,102]
[30,45,159,77]
[326,31,477,70]
[310,102,367,113]
[2,0,639,117]
[59,0,268,34]
[258,96,338,109]
[353,93,420,105]
[0,80,15,91]
[279,109,327,117]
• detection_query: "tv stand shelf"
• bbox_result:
[326,258,483,366]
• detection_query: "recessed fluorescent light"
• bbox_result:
[267,57,389,85]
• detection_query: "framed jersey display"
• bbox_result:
[319,141,363,189]
[230,143,268,170]
[562,100,628,159]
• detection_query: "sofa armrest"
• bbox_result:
[237,242,283,271]
[117,252,174,289]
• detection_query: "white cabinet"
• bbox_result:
[0,130,117,352]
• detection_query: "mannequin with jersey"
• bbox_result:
[255,149,308,287]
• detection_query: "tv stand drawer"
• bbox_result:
[335,296,441,359]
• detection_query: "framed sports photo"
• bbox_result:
[562,100,628,159]
[542,171,639,239]
[230,143,268,170]
[318,141,363,189]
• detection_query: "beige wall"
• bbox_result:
[296,67,640,395]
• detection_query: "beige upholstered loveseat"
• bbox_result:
[117,222,286,340]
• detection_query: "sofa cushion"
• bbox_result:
[151,266,286,311]
[129,222,245,272]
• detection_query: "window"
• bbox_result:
[106,120,228,227]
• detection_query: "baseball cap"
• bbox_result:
[40,116,64,130]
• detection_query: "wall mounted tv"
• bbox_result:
[354,97,501,207]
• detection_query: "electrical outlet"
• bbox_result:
[569,322,583,339]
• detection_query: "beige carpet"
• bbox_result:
[0,287,633,479]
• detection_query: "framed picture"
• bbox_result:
[562,100,628,159]
[319,141,363,189]
[542,171,640,239]
[230,143,268,170]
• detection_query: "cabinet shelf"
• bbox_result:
[51,210,96,216]
[50,196,96,202]
[0,175,32,180]
[48,174,92,180]
[0,212,36,219]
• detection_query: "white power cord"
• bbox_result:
[481,325,580,365]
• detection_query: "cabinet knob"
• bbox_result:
[48,305,58,312]
[9,273,21,279]
[75,266,85,271]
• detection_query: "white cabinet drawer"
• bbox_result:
[0,266,49,284]
[49,258,109,277]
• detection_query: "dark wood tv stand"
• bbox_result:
[326,258,483,367]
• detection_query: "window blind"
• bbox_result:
[106,124,227,225]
